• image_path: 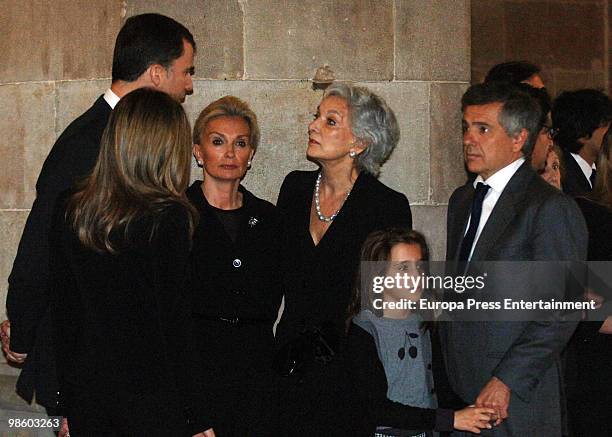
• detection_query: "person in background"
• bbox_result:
[565,127,612,436]
[552,89,611,196]
[484,61,545,89]
[188,96,284,436]
[275,82,412,436]
[484,64,553,176]
[50,89,214,436]
[516,84,554,173]
[541,145,563,190]
[346,228,495,437]
[2,13,197,414]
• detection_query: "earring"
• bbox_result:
[197,160,203,166]
[349,150,357,158]
[247,160,252,169]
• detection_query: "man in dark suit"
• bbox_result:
[1,13,196,413]
[552,89,611,196]
[441,82,587,436]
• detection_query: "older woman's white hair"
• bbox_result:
[324,83,400,176]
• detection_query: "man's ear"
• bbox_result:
[512,129,529,153]
[147,64,166,88]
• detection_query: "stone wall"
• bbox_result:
[472,0,611,96]
[0,0,471,375]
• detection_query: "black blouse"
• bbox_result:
[275,170,413,345]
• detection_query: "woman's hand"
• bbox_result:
[454,405,495,434]
[193,428,215,437]
[58,417,69,437]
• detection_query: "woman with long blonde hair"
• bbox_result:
[50,88,214,437]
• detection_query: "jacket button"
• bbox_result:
[232,259,242,268]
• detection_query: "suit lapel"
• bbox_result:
[562,148,591,194]
[470,162,533,261]
[448,184,474,261]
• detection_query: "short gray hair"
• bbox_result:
[324,83,400,175]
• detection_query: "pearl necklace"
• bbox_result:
[314,172,354,222]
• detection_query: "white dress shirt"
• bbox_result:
[103,88,120,109]
[570,153,596,188]
[464,157,526,260]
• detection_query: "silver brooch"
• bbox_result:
[248,217,259,227]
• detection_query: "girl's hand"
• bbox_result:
[454,405,496,434]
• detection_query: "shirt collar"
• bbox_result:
[103,88,120,109]
[473,157,526,194]
[570,152,595,179]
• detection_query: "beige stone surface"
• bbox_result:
[0,0,121,82]
[551,69,606,96]
[126,0,244,79]
[56,80,108,135]
[471,0,505,70]
[395,0,470,81]
[185,80,320,202]
[502,1,553,68]
[0,83,55,209]
[430,83,469,204]
[0,211,29,320]
[243,0,394,80]
[547,2,605,71]
[360,82,430,204]
[411,205,448,261]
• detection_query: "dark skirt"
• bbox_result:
[194,318,277,437]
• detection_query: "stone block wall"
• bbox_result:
[0,1,471,373]
[471,0,611,96]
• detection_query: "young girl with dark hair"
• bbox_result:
[345,228,494,436]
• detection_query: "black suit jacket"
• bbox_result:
[275,170,413,345]
[6,96,111,408]
[274,170,412,436]
[561,148,592,196]
[442,161,587,436]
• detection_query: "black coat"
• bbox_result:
[565,197,612,436]
[186,181,284,437]
[275,170,412,436]
[6,96,111,408]
[50,200,211,436]
[561,148,592,196]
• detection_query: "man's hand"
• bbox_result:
[0,320,28,364]
[475,376,511,426]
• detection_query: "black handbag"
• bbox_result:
[273,324,337,378]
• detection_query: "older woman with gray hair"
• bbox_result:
[274,83,412,436]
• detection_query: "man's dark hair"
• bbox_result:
[517,83,551,127]
[112,13,196,82]
[462,82,542,159]
[485,61,541,85]
[552,89,612,154]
